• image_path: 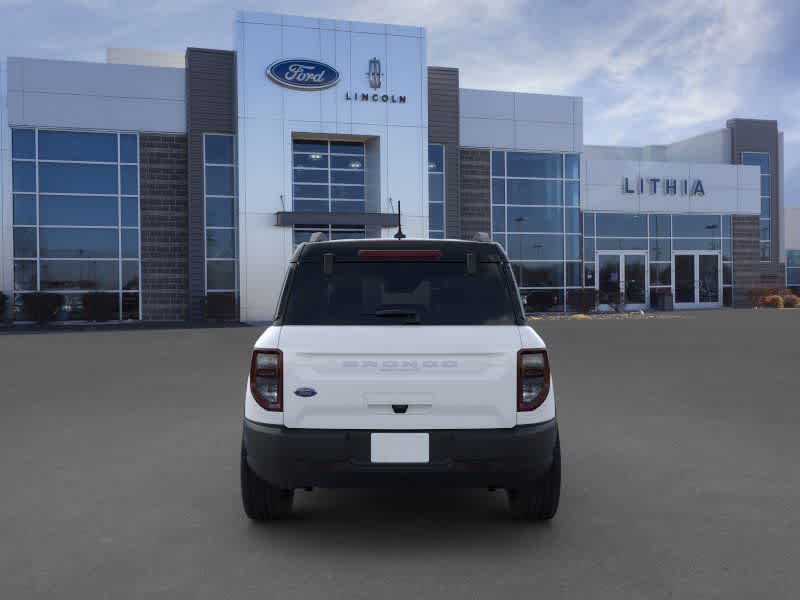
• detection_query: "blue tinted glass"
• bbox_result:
[761,197,770,218]
[331,155,363,169]
[492,206,505,232]
[121,198,138,226]
[519,262,564,287]
[294,153,329,168]
[723,263,732,285]
[294,230,315,245]
[38,131,117,162]
[206,166,235,195]
[331,168,364,185]
[493,233,506,249]
[120,135,138,163]
[721,215,732,237]
[13,194,36,225]
[722,238,732,261]
[207,260,236,290]
[40,195,118,226]
[789,268,800,285]
[293,140,328,154]
[12,161,36,192]
[506,235,564,260]
[330,141,364,155]
[650,264,671,286]
[787,251,800,268]
[123,261,139,290]
[122,229,139,258]
[331,229,365,240]
[760,175,770,196]
[429,203,443,231]
[429,231,444,239]
[14,260,37,291]
[673,214,720,237]
[649,214,671,237]
[507,152,562,178]
[649,238,671,261]
[741,152,769,174]
[294,184,328,199]
[429,174,443,203]
[565,208,580,233]
[583,213,594,236]
[121,165,138,195]
[583,238,594,261]
[595,213,647,237]
[12,129,35,159]
[428,145,444,172]
[566,262,581,287]
[492,179,505,205]
[565,181,579,206]
[760,242,770,261]
[673,238,721,251]
[207,229,236,258]
[596,238,647,250]
[331,200,365,213]
[507,180,562,205]
[584,262,595,286]
[507,206,563,233]
[491,151,505,177]
[759,220,769,240]
[39,163,118,194]
[565,235,580,260]
[294,199,328,212]
[331,185,364,200]
[40,228,118,258]
[205,135,234,164]
[294,168,328,184]
[206,197,234,227]
[565,154,579,179]
[40,260,119,290]
[14,227,37,258]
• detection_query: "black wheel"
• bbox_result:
[241,443,294,521]
[507,435,561,521]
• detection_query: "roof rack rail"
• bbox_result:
[308,231,328,243]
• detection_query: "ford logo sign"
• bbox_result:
[267,59,340,90]
[294,387,318,398]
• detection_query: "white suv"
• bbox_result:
[241,238,560,520]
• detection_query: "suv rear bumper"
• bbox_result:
[242,418,558,489]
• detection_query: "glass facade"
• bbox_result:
[204,134,238,311]
[11,128,141,320]
[742,152,770,261]
[428,144,444,238]
[491,150,580,311]
[584,213,734,307]
[787,250,800,289]
[292,140,365,213]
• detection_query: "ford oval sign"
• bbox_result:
[267,59,340,90]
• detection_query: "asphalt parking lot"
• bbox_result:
[1,309,799,599]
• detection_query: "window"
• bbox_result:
[491,151,581,312]
[428,144,445,238]
[11,129,140,320]
[204,134,238,300]
[292,140,365,213]
[787,250,800,289]
[742,152,770,261]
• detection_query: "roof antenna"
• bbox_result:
[393,200,406,239]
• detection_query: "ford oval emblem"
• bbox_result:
[267,59,340,90]
[294,387,317,398]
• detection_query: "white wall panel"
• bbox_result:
[514,121,574,152]
[387,34,423,127]
[460,89,514,120]
[459,117,514,149]
[349,33,388,126]
[514,93,572,123]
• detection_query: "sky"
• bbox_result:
[1,0,798,205]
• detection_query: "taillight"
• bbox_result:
[517,349,550,411]
[250,350,282,411]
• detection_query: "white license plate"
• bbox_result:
[370,433,429,463]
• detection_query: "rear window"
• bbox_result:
[280,261,519,325]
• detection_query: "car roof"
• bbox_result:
[292,238,509,262]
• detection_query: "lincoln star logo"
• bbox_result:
[367,57,382,89]
[266,59,340,90]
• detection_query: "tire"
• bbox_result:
[506,435,561,521]
[240,443,294,521]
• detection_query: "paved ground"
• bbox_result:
[1,309,799,599]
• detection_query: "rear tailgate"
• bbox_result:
[280,325,520,429]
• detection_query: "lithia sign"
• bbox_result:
[623,177,705,196]
[266,57,407,103]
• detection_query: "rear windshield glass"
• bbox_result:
[281,261,518,325]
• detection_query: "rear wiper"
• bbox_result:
[364,309,421,323]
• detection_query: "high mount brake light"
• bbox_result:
[357,249,443,259]
[517,349,550,411]
[250,350,283,411]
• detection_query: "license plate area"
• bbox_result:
[370,433,429,463]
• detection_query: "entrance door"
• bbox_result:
[672,252,721,309]
[596,252,648,311]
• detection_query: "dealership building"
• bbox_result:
[0,10,794,322]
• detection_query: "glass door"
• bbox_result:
[673,252,721,309]
[596,252,648,311]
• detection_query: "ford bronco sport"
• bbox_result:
[241,238,561,521]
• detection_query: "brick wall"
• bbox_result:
[139,134,189,321]
[459,149,490,239]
